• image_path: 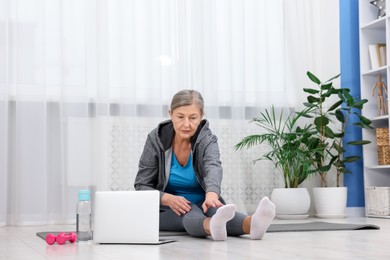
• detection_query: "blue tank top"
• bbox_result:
[164,152,205,204]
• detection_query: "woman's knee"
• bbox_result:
[182,214,208,237]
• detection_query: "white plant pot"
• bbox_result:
[270,188,311,219]
[313,187,347,218]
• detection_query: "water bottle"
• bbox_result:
[76,190,92,242]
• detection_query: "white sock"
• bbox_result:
[210,204,237,241]
[250,197,276,240]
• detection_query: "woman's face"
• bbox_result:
[170,104,203,140]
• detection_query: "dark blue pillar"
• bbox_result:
[340,0,364,207]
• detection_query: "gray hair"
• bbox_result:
[170,89,204,115]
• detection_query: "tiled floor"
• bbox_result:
[1,217,390,260]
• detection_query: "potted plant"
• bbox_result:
[303,71,372,217]
[235,106,323,218]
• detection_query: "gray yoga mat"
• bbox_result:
[159,221,379,236]
[266,221,380,232]
[157,221,379,236]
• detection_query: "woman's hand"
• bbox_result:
[161,193,191,216]
[202,192,223,213]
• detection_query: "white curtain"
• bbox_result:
[0,0,339,225]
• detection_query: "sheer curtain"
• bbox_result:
[0,0,339,225]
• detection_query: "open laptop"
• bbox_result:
[93,190,174,244]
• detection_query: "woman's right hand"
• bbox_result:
[161,193,191,216]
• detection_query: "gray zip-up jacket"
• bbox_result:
[134,119,223,202]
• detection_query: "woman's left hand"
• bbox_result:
[202,192,223,213]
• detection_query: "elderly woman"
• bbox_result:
[134,89,275,241]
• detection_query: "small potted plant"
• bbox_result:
[235,106,323,218]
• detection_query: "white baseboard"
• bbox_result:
[346,207,366,217]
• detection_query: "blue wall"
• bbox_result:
[339,0,365,207]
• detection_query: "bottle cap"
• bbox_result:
[78,190,91,201]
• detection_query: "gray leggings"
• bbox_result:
[159,202,247,237]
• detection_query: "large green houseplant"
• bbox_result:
[303,71,373,187]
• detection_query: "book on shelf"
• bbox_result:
[379,44,386,67]
[369,43,386,69]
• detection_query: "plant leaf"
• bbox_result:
[318,164,332,172]
[342,156,360,163]
[302,102,316,110]
[303,88,319,94]
[347,140,371,145]
[333,132,344,138]
[328,100,343,112]
[357,115,372,125]
[353,99,368,109]
[322,126,335,138]
[325,73,341,82]
[354,122,374,129]
[314,116,329,127]
[307,71,321,84]
[321,82,333,90]
[307,96,320,103]
[334,109,344,123]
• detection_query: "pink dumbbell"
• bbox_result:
[45,232,77,245]
[45,233,60,245]
[56,232,77,245]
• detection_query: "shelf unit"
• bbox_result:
[359,0,390,218]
